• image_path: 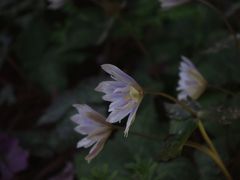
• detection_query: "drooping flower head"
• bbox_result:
[71,104,113,163]
[159,0,189,9]
[177,56,207,100]
[0,133,29,180]
[95,64,143,136]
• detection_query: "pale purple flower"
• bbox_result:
[0,133,29,180]
[71,104,113,163]
[177,56,207,100]
[95,64,143,136]
[160,0,189,9]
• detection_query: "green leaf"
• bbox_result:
[37,76,103,125]
[125,156,158,180]
[194,149,224,180]
[158,103,197,161]
[74,133,132,179]
[157,157,198,180]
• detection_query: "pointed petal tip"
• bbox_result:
[101,64,114,71]
[94,82,104,92]
[180,55,191,63]
[180,55,187,59]
[124,131,128,137]
[94,85,100,92]
[70,114,78,123]
[72,104,85,109]
[85,156,91,163]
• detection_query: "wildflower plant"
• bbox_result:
[2,0,240,179]
[72,60,234,179]
[65,1,240,179]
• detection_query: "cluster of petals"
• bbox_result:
[71,64,143,162]
[95,64,143,136]
[71,104,113,163]
[72,58,207,162]
[177,56,207,100]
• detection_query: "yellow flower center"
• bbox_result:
[129,86,142,102]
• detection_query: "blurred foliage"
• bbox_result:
[1,0,240,179]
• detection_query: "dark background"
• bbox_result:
[1,0,240,179]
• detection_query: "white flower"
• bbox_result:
[177,56,207,100]
[48,0,66,10]
[71,104,112,163]
[160,0,189,9]
[95,64,143,136]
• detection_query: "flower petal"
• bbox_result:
[101,64,139,86]
[85,139,105,163]
[77,137,95,148]
[124,105,139,137]
[71,104,112,162]
[106,105,133,123]
[95,81,125,94]
[109,98,128,112]
[73,104,93,115]
[95,64,143,134]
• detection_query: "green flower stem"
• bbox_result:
[197,120,218,154]
[112,125,162,142]
[197,121,232,180]
[197,0,240,49]
[145,91,197,117]
[185,140,232,180]
[146,91,232,180]
[207,84,236,96]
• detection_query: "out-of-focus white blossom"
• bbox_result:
[71,104,112,163]
[159,0,189,9]
[95,64,143,136]
[177,56,207,100]
[48,0,66,10]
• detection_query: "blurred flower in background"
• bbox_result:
[48,0,67,10]
[95,64,143,136]
[49,162,74,180]
[159,0,189,9]
[71,104,113,163]
[0,133,29,180]
[177,56,207,100]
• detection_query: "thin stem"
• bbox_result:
[197,121,232,180]
[145,91,197,118]
[208,84,236,96]
[197,0,240,49]
[197,121,217,154]
[185,141,232,180]
[145,90,232,179]
[91,0,148,55]
[112,125,162,142]
[113,121,232,179]
[118,16,148,56]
